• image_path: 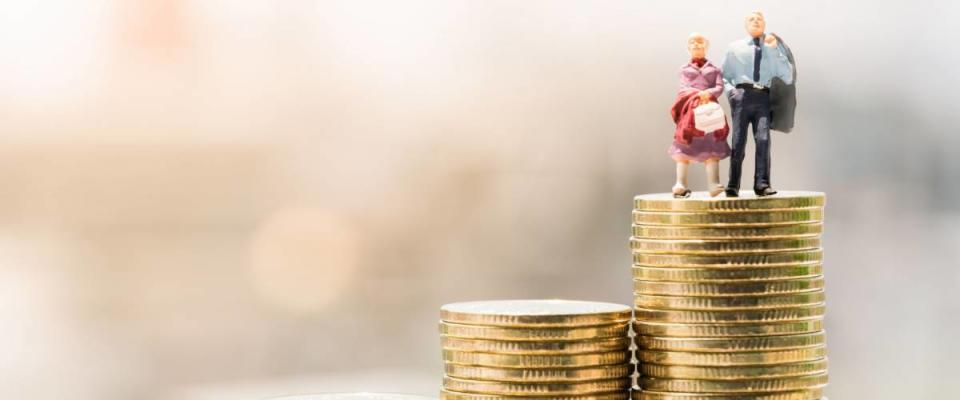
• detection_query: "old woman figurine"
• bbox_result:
[668,32,731,197]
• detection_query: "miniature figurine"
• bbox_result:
[721,11,796,197]
[668,32,731,198]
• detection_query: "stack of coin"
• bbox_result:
[631,192,828,400]
[439,300,633,400]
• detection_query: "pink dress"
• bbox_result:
[668,59,731,163]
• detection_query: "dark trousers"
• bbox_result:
[726,89,772,192]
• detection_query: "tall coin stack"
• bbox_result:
[630,192,828,400]
[439,300,633,400]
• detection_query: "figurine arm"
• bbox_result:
[721,49,737,95]
[708,69,724,99]
[679,71,692,91]
[679,65,698,92]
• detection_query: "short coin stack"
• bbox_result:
[439,300,633,400]
[630,192,828,400]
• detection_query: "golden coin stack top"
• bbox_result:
[269,395,437,400]
[630,192,828,400]
[439,300,633,400]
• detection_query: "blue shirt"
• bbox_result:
[722,34,793,95]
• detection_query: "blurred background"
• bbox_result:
[1,1,958,399]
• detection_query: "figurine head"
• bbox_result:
[744,11,765,38]
[686,33,708,60]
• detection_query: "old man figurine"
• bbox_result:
[722,11,796,197]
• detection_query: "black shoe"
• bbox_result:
[724,188,739,197]
[754,186,778,196]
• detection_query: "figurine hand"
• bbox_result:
[698,91,712,104]
[764,34,778,48]
[728,88,744,103]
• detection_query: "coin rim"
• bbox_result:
[442,376,631,396]
[633,305,826,324]
[636,345,827,366]
[441,349,632,368]
[638,372,828,393]
[632,209,824,227]
[633,277,825,297]
[442,389,630,400]
[633,250,823,267]
[631,223,823,239]
[441,336,632,354]
[439,321,630,341]
[634,291,826,310]
[633,388,823,400]
[631,265,823,282]
[636,331,827,353]
[443,363,633,382]
[633,319,824,338]
[638,357,828,380]
[441,300,632,327]
[629,237,821,255]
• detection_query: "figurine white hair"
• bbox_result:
[686,33,709,59]
[687,32,709,47]
[744,11,767,38]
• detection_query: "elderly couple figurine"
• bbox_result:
[668,11,796,198]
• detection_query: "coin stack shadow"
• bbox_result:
[439,300,634,400]
[630,192,828,400]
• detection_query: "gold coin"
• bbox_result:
[637,332,826,353]
[633,250,822,268]
[442,389,630,400]
[630,237,820,255]
[269,395,436,400]
[632,223,823,240]
[632,209,822,227]
[442,336,631,355]
[639,358,828,379]
[633,191,825,212]
[441,300,632,328]
[442,349,630,368]
[634,305,825,324]
[440,322,629,341]
[632,265,823,282]
[633,277,824,296]
[637,345,826,366]
[634,292,826,310]
[639,372,828,393]
[442,376,630,396]
[444,364,632,382]
[633,389,822,400]
[634,320,823,338]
